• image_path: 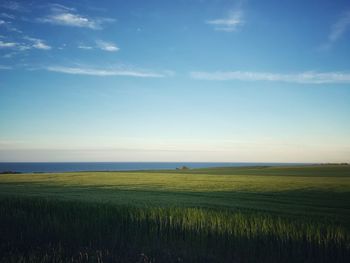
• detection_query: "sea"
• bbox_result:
[0,162,307,173]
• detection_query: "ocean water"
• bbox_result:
[0,162,305,173]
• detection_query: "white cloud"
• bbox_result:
[0,37,51,51]
[0,65,12,70]
[0,40,30,51]
[41,13,99,29]
[190,71,350,84]
[1,13,15,19]
[320,11,350,50]
[96,40,119,52]
[78,45,93,50]
[3,52,17,58]
[329,11,350,42]
[0,19,21,33]
[0,1,23,12]
[206,10,244,32]
[39,5,115,30]
[46,66,169,78]
[78,41,119,51]
[33,41,51,50]
[0,40,17,48]
[24,36,51,50]
[49,3,76,12]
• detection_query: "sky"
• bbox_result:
[0,0,350,162]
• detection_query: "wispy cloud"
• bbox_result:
[78,45,93,50]
[0,37,51,51]
[0,13,15,19]
[46,66,170,78]
[32,41,51,50]
[0,65,12,70]
[77,41,119,51]
[0,18,22,33]
[0,1,24,12]
[320,11,350,50]
[40,13,99,29]
[24,36,51,50]
[38,4,115,30]
[96,40,119,52]
[49,3,76,12]
[0,40,17,48]
[190,71,350,84]
[0,40,28,51]
[206,10,244,32]
[3,52,17,58]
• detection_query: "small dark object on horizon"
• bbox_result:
[176,166,190,170]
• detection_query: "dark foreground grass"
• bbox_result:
[0,165,349,262]
[0,197,349,263]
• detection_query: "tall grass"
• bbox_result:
[0,197,348,262]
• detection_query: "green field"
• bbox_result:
[0,165,349,262]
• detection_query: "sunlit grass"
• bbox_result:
[0,165,349,262]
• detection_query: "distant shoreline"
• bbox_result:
[0,162,348,174]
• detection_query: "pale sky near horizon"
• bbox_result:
[0,0,350,162]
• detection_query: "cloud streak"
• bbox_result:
[46,66,169,78]
[78,45,93,50]
[96,40,119,52]
[0,40,29,51]
[0,13,15,19]
[0,37,51,51]
[0,18,22,33]
[0,40,17,48]
[206,10,244,32]
[0,1,24,12]
[40,13,99,29]
[0,65,12,70]
[24,36,51,50]
[190,71,350,84]
[39,4,115,30]
[320,11,350,50]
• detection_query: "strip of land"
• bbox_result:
[0,165,349,262]
[1,165,349,223]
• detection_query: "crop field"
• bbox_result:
[0,165,349,262]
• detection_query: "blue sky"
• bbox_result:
[0,0,349,162]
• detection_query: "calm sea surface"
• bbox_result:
[0,162,307,173]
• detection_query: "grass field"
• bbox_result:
[0,165,349,262]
